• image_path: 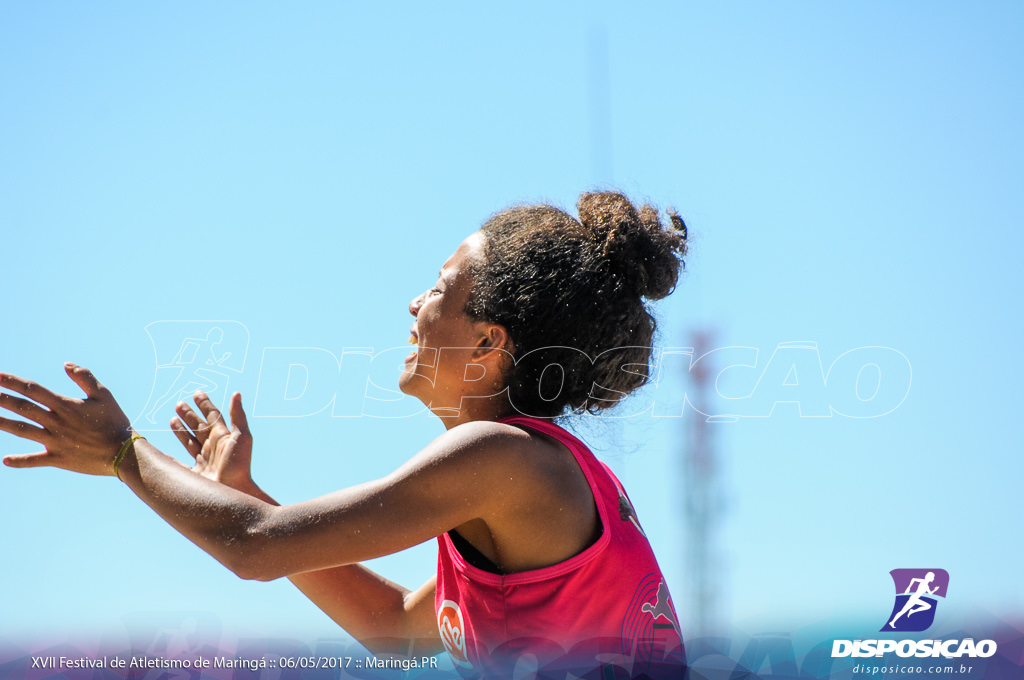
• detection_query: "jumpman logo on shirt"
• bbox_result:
[641,581,681,637]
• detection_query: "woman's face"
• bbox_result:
[399,232,505,417]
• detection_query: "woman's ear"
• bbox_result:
[473,323,513,361]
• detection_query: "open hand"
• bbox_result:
[0,364,132,476]
[171,391,254,492]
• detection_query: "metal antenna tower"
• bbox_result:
[683,330,724,638]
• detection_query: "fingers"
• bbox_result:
[64,363,108,399]
[228,392,251,436]
[2,451,53,468]
[192,391,225,427]
[0,373,63,410]
[175,401,211,444]
[170,416,202,458]
[0,392,53,427]
[0,415,50,443]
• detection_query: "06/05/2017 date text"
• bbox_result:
[279,656,440,671]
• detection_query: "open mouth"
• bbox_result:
[405,327,419,364]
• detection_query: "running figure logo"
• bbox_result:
[137,321,249,426]
[881,568,949,632]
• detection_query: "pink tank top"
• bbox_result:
[434,416,685,678]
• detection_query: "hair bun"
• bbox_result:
[576,191,688,300]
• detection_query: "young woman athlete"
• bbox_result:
[0,191,687,679]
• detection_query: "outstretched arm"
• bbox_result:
[0,365,517,646]
[0,367,294,577]
[231,486,440,656]
[169,391,440,656]
[289,566,439,656]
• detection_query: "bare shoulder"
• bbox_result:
[436,421,598,571]
[426,420,565,467]
[387,419,572,491]
[376,420,597,572]
[440,419,537,448]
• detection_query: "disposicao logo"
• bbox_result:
[831,569,998,659]
[881,568,948,632]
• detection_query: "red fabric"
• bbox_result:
[435,416,686,678]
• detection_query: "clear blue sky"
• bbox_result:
[1,0,1022,651]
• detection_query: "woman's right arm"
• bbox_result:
[221,473,441,657]
[289,567,439,656]
[172,392,442,657]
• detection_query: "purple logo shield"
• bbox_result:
[881,568,949,632]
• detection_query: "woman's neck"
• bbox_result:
[432,394,517,430]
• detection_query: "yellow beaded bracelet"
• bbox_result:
[113,432,145,480]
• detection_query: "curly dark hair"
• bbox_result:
[465,191,688,418]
